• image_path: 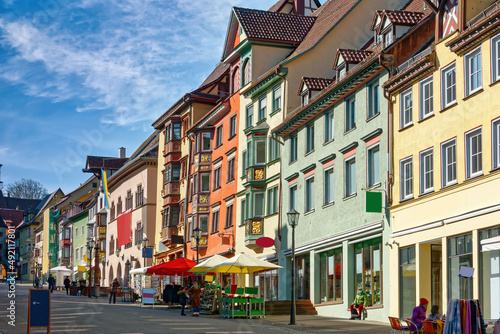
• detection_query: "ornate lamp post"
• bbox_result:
[192,227,202,264]
[87,239,95,298]
[287,208,300,326]
[141,237,149,267]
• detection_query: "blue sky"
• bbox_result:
[0,0,270,195]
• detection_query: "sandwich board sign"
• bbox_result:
[28,289,51,333]
[141,287,155,308]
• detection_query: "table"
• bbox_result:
[122,290,134,302]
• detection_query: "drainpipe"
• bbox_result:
[274,66,286,242]
[379,53,394,205]
[183,133,194,258]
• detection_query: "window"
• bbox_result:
[320,248,342,303]
[301,91,309,106]
[201,173,210,192]
[479,226,500,319]
[400,89,413,128]
[202,133,211,151]
[420,149,434,193]
[325,111,334,143]
[254,193,265,217]
[110,202,115,220]
[290,133,298,163]
[267,186,278,215]
[225,204,233,228]
[213,167,221,190]
[465,128,482,178]
[227,158,235,182]
[441,63,456,108]
[367,145,380,187]
[384,29,393,47]
[354,237,382,306]
[243,59,251,86]
[135,184,144,207]
[420,76,433,119]
[126,190,132,210]
[400,158,413,200]
[134,222,143,245]
[305,177,315,212]
[165,165,180,183]
[345,158,356,197]
[76,248,79,260]
[492,34,500,83]
[199,216,208,233]
[169,207,180,226]
[324,168,334,205]
[211,210,219,234]
[368,81,380,118]
[232,67,240,93]
[290,185,297,211]
[269,137,280,162]
[448,234,473,300]
[493,119,500,169]
[216,126,223,147]
[246,104,254,128]
[240,198,247,226]
[229,115,237,138]
[338,65,346,81]
[75,226,78,237]
[242,150,247,174]
[400,246,416,318]
[441,139,457,187]
[465,47,482,96]
[306,123,314,153]
[345,98,356,132]
[255,139,266,165]
[272,85,281,112]
[258,95,267,121]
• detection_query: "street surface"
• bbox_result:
[0,283,392,334]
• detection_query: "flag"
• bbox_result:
[117,209,132,248]
[102,169,110,210]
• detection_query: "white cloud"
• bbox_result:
[0,0,269,127]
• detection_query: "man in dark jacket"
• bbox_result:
[109,278,120,304]
[47,275,56,293]
[64,277,71,295]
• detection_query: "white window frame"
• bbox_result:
[400,88,413,128]
[324,168,334,205]
[419,76,434,119]
[419,148,434,194]
[491,33,500,83]
[272,84,282,112]
[465,128,483,179]
[400,157,413,200]
[258,94,267,121]
[493,119,500,169]
[441,62,457,109]
[441,138,457,187]
[344,157,356,197]
[325,110,334,143]
[464,47,482,96]
[301,90,309,106]
[305,176,315,212]
[367,144,380,187]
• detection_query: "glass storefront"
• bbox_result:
[400,246,416,318]
[319,248,342,303]
[479,226,500,319]
[255,269,279,301]
[448,233,473,300]
[355,237,382,306]
[295,255,310,300]
[431,244,442,312]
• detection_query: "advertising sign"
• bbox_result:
[28,289,50,333]
[141,288,155,308]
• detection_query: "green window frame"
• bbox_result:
[267,186,278,215]
[246,104,254,128]
[272,84,282,112]
[258,94,267,121]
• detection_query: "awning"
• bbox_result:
[130,267,151,275]
[481,235,500,251]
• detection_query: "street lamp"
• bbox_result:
[192,227,202,264]
[287,208,300,326]
[47,251,54,269]
[141,237,149,267]
[87,239,95,299]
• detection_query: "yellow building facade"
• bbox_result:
[387,1,500,320]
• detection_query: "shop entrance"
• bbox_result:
[295,255,310,300]
[430,244,442,313]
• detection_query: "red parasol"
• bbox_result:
[146,257,197,276]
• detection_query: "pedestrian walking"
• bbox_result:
[34,276,40,288]
[177,286,188,316]
[64,276,71,295]
[109,278,120,304]
[47,275,56,293]
[188,281,201,317]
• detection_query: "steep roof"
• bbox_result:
[198,62,230,91]
[234,7,316,44]
[286,0,360,60]
[376,10,425,33]
[299,77,334,94]
[334,49,373,66]
[4,196,41,212]
[85,156,128,171]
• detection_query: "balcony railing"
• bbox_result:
[397,46,432,74]
[467,1,500,29]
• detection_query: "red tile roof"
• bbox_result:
[198,62,230,90]
[377,10,425,33]
[336,49,373,65]
[233,7,316,44]
[300,77,334,94]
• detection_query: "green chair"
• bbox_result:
[248,298,265,318]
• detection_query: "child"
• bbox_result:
[428,305,445,321]
[177,286,188,316]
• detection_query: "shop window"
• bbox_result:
[448,233,473,300]
[354,237,382,306]
[479,226,500,319]
[320,248,342,303]
[399,246,416,318]
[255,268,279,301]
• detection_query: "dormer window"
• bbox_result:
[371,10,424,48]
[338,65,347,81]
[298,77,334,105]
[383,28,394,47]
[301,90,309,106]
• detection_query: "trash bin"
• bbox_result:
[93,284,100,298]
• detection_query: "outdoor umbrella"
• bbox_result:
[188,254,227,273]
[206,252,281,274]
[146,257,196,276]
[130,267,151,275]
[48,266,72,273]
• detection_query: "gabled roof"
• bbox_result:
[198,62,231,91]
[233,7,316,44]
[85,156,128,171]
[268,0,322,14]
[334,49,373,67]
[370,10,384,31]
[299,77,334,95]
[0,190,41,211]
[376,10,425,33]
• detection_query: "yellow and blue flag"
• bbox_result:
[102,169,110,210]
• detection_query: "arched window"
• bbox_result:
[232,66,240,93]
[243,59,251,86]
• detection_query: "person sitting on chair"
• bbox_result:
[411,298,429,330]
[349,288,369,320]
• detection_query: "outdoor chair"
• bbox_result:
[388,317,418,334]
[403,319,420,333]
[421,321,435,334]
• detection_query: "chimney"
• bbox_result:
[118,147,126,159]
